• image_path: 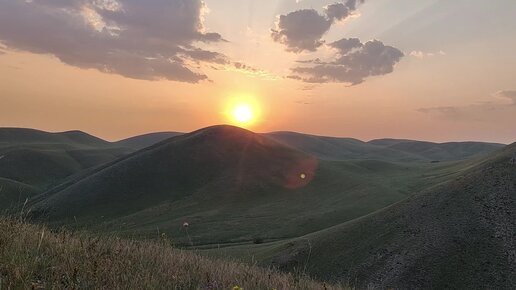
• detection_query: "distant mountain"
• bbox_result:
[114,132,183,150]
[266,132,504,161]
[266,143,516,289]
[369,138,505,161]
[0,128,109,148]
[30,125,451,245]
[265,131,416,161]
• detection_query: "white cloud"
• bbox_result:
[410,50,446,59]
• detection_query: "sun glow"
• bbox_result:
[232,104,254,123]
[224,96,261,128]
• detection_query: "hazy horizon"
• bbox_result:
[0,124,510,145]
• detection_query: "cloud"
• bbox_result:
[495,90,516,104]
[290,39,404,84]
[0,0,230,83]
[410,50,446,59]
[418,91,516,121]
[271,0,363,52]
[271,9,331,52]
[417,106,463,120]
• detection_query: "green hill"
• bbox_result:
[0,128,109,148]
[30,125,465,248]
[253,143,516,289]
[114,132,183,150]
[0,128,132,210]
[266,132,503,162]
[369,138,505,161]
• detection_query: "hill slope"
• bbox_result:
[369,138,505,161]
[0,128,132,210]
[30,125,453,246]
[0,217,346,290]
[267,132,503,161]
[114,132,183,150]
[264,143,516,289]
[0,128,109,148]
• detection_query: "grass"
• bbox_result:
[0,217,347,290]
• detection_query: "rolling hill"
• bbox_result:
[266,132,504,162]
[369,138,505,161]
[114,132,183,150]
[250,143,516,289]
[29,125,460,246]
[0,128,132,210]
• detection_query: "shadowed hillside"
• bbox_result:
[114,132,183,150]
[29,125,459,246]
[0,128,132,210]
[0,128,109,148]
[262,143,516,289]
[369,138,505,161]
[266,132,504,161]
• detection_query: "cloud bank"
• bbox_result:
[0,0,231,83]
[290,38,404,84]
[271,0,362,52]
[418,90,516,121]
[271,1,403,85]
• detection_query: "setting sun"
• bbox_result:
[232,104,254,123]
[224,96,261,127]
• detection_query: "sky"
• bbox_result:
[0,0,515,143]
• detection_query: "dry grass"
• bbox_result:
[0,217,346,290]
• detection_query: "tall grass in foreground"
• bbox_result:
[0,218,346,290]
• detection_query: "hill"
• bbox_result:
[0,128,109,148]
[0,217,346,290]
[369,138,505,161]
[0,128,132,210]
[114,132,183,150]
[258,143,516,289]
[29,125,456,246]
[266,132,503,161]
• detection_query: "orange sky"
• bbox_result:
[0,0,515,143]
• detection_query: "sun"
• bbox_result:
[224,96,261,127]
[232,104,254,123]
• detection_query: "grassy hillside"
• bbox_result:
[369,138,505,161]
[251,143,516,289]
[267,132,504,161]
[29,125,468,248]
[0,217,345,290]
[114,132,183,150]
[0,128,109,148]
[0,128,132,210]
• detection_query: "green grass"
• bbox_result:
[28,126,471,248]
[0,217,347,290]
[226,143,516,289]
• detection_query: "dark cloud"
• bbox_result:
[290,39,404,84]
[271,0,363,53]
[271,9,331,52]
[0,0,228,83]
[329,38,362,54]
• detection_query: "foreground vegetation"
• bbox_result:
[0,217,345,289]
